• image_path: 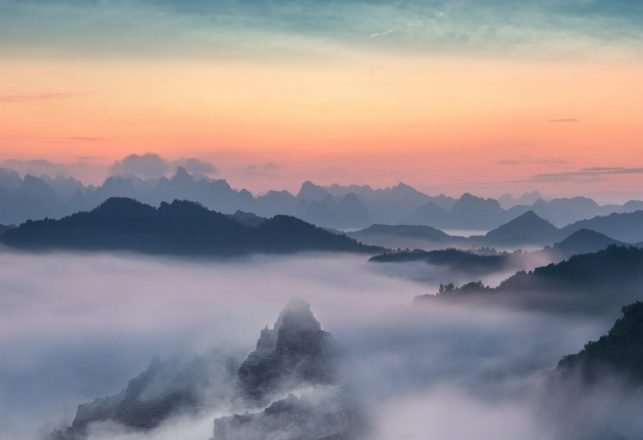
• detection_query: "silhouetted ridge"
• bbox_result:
[417,245,643,313]
[1,198,379,256]
[484,210,560,245]
[370,248,510,276]
[547,229,623,260]
[562,210,643,243]
[556,302,643,383]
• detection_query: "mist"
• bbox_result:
[0,251,631,440]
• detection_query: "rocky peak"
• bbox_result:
[238,298,335,400]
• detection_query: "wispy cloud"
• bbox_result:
[548,118,579,123]
[0,92,89,104]
[244,162,280,176]
[498,157,569,166]
[519,166,643,183]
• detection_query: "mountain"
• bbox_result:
[214,298,366,440]
[562,210,643,243]
[483,211,561,246]
[0,167,22,191]
[212,390,365,440]
[448,193,509,229]
[401,201,451,228]
[297,181,332,202]
[544,229,624,261]
[1,164,641,230]
[1,198,380,256]
[498,191,543,209]
[370,248,512,277]
[417,246,643,314]
[237,298,336,401]
[528,197,606,227]
[622,200,643,213]
[405,193,510,230]
[50,300,365,440]
[229,210,265,227]
[347,224,457,250]
[556,301,643,384]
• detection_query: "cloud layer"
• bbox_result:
[0,251,616,440]
[109,153,217,179]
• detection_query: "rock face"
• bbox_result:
[213,299,367,440]
[238,298,336,401]
[48,299,364,440]
[49,353,236,440]
[213,392,366,440]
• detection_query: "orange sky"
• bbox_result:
[2,55,643,199]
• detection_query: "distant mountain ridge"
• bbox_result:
[0,198,380,256]
[482,211,560,246]
[543,229,624,261]
[351,210,643,250]
[0,166,640,230]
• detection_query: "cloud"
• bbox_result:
[244,162,280,176]
[110,153,169,179]
[0,251,619,440]
[0,92,89,104]
[109,154,218,179]
[1,158,96,178]
[498,157,569,166]
[548,118,579,123]
[173,158,218,176]
[520,166,643,183]
[1,0,642,61]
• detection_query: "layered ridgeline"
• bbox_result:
[369,248,518,278]
[1,165,643,230]
[556,301,643,384]
[50,299,367,440]
[350,210,643,250]
[365,228,627,281]
[0,198,380,256]
[416,246,643,314]
[545,303,643,440]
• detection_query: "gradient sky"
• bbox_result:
[1,0,643,200]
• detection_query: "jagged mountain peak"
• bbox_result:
[238,299,335,400]
[275,297,322,334]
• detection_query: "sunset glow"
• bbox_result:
[1,1,643,199]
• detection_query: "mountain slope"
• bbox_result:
[545,229,624,260]
[562,210,643,243]
[1,198,379,256]
[483,211,561,246]
[50,300,365,440]
[556,301,643,383]
[347,224,457,249]
[417,246,643,313]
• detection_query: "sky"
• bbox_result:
[1,0,643,199]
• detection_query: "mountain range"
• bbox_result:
[1,166,642,230]
[350,210,643,250]
[0,198,379,256]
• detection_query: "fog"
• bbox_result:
[0,251,629,439]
